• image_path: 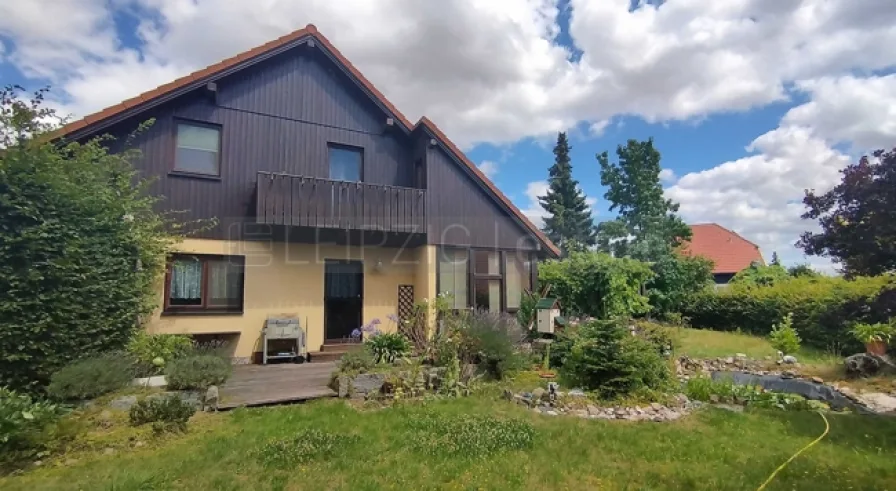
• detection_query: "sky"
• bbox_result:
[2,0,896,272]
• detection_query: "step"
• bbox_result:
[320,343,363,353]
[308,351,345,363]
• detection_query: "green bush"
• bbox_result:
[682,275,894,352]
[0,387,63,469]
[46,353,135,401]
[647,254,714,316]
[768,313,801,355]
[730,263,791,287]
[165,355,231,390]
[633,320,679,358]
[127,332,193,376]
[850,322,895,344]
[257,429,360,467]
[561,320,673,398]
[455,311,526,380]
[0,87,178,392]
[538,251,653,319]
[129,394,196,433]
[337,348,375,373]
[547,326,578,369]
[367,333,411,364]
[407,413,535,457]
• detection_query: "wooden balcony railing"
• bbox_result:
[256,172,426,233]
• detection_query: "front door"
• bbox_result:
[324,260,363,341]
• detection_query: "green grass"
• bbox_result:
[677,328,841,365]
[3,396,896,490]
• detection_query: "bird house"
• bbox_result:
[535,297,563,334]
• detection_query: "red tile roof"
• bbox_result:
[55,24,560,257]
[681,223,764,274]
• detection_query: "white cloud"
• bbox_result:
[589,119,610,136]
[1,1,895,147]
[667,74,896,270]
[477,160,499,179]
[659,168,677,184]
[521,180,550,227]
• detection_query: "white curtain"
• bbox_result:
[170,259,202,299]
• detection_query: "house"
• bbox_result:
[680,223,764,285]
[57,24,559,364]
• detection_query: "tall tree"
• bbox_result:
[799,148,896,276]
[538,132,596,253]
[596,138,690,262]
[771,251,781,266]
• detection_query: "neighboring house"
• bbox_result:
[681,223,764,285]
[57,24,559,364]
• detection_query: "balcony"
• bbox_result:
[256,172,426,234]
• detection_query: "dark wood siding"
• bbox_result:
[102,48,413,240]
[425,143,538,251]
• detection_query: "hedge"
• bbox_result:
[681,275,896,353]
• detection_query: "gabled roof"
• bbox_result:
[56,24,560,257]
[681,223,764,274]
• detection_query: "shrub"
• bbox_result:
[548,326,578,369]
[0,87,179,392]
[257,429,360,467]
[633,320,679,358]
[0,387,63,468]
[730,263,791,287]
[647,254,714,317]
[165,355,231,390]
[538,251,653,319]
[682,275,894,352]
[127,332,193,376]
[366,333,411,364]
[561,320,673,398]
[46,353,135,401]
[768,313,801,355]
[337,349,375,373]
[407,413,535,457]
[455,311,526,380]
[129,394,195,433]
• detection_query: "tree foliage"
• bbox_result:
[799,148,896,276]
[538,251,653,319]
[647,254,714,317]
[596,138,691,262]
[538,132,595,254]
[0,85,177,392]
[730,263,791,288]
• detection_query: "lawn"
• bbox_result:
[3,395,896,491]
[676,327,839,364]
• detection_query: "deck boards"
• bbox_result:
[218,362,337,409]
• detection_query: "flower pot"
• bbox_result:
[865,340,888,356]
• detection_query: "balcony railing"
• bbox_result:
[256,172,426,233]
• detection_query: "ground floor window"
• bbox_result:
[438,247,535,314]
[164,254,245,314]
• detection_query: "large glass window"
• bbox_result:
[438,248,468,309]
[505,253,532,311]
[474,278,501,312]
[329,145,363,182]
[175,123,220,175]
[166,254,244,313]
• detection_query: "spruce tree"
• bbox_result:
[538,132,596,254]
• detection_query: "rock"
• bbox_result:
[781,370,796,379]
[103,448,115,456]
[350,373,386,400]
[811,376,824,384]
[108,395,138,411]
[573,410,588,418]
[709,394,720,403]
[735,353,747,359]
[33,460,42,467]
[532,388,546,401]
[204,385,219,411]
[782,355,798,364]
[714,404,744,413]
[724,357,735,364]
[587,404,601,416]
[856,393,896,414]
[845,353,896,378]
[649,403,663,412]
[673,394,690,407]
[337,375,351,398]
[567,388,586,397]
[134,441,145,448]
[545,410,559,416]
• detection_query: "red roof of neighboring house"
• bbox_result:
[55,24,560,258]
[681,223,764,274]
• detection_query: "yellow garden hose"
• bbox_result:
[756,411,831,491]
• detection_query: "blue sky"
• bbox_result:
[2,0,895,272]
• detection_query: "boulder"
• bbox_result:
[204,385,219,411]
[845,353,896,378]
[351,373,386,400]
[782,355,798,364]
[532,387,546,401]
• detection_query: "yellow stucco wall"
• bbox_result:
[146,238,431,361]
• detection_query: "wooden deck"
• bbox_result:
[218,362,337,409]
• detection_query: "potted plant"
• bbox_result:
[850,322,894,356]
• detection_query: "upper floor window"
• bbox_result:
[175,122,221,176]
[329,144,362,182]
[165,254,244,314]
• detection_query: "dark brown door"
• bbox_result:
[324,260,363,340]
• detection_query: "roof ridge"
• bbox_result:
[54,24,560,257]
